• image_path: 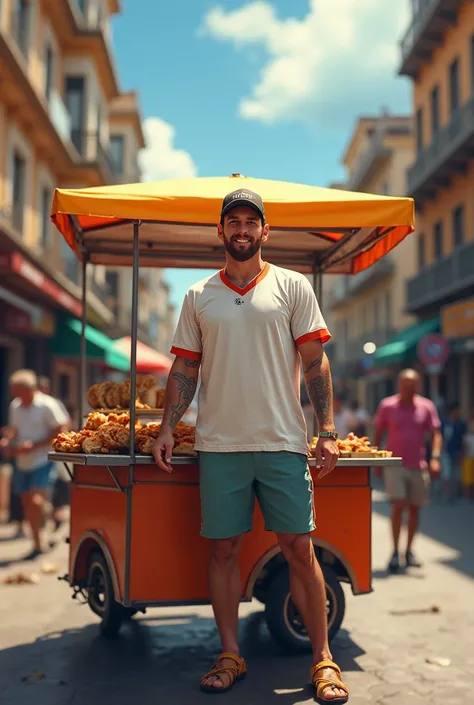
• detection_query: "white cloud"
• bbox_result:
[139,117,197,181]
[201,0,411,127]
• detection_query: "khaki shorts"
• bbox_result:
[384,466,430,507]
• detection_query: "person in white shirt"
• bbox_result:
[0,370,67,557]
[333,396,354,440]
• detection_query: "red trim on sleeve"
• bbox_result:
[295,329,331,346]
[170,346,202,361]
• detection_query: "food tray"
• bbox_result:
[86,408,164,417]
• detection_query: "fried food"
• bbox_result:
[155,388,166,409]
[134,423,161,455]
[52,431,86,453]
[97,423,130,450]
[87,383,101,409]
[96,381,115,409]
[119,380,131,408]
[84,412,108,430]
[173,442,197,456]
[309,432,389,458]
[82,434,108,454]
[136,374,157,401]
[105,382,121,409]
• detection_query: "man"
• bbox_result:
[333,396,354,440]
[440,402,466,503]
[153,190,349,702]
[38,376,72,530]
[0,370,67,558]
[374,369,442,573]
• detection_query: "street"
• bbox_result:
[0,488,473,705]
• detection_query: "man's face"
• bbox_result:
[398,376,419,400]
[218,206,269,262]
[11,384,35,405]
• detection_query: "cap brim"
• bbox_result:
[221,200,265,221]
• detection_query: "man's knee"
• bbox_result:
[407,504,420,515]
[392,500,406,513]
[30,491,46,508]
[278,533,313,567]
[210,536,243,565]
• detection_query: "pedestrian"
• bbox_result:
[38,376,72,530]
[334,396,354,440]
[0,370,68,558]
[152,189,349,702]
[348,399,370,437]
[440,402,466,503]
[461,417,474,502]
[374,369,442,573]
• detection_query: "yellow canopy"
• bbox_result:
[51,174,415,274]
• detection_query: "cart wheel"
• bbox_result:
[87,551,128,637]
[265,564,345,653]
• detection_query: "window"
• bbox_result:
[430,85,439,137]
[449,58,460,115]
[452,205,464,247]
[434,221,443,260]
[40,186,52,248]
[416,108,423,153]
[12,151,26,233]
[65,76,85,153]
[11,0,29,57]
[44,43,54,102]
[109,135,125,173]
[418,232,426,269]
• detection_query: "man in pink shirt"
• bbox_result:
[374,369,442,573]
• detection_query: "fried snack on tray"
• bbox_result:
[105,382,121,409]
[84,412,108,430]
[119,380,131,408]
[134,423,161,454]
[52,431,91,453]
[87,384,101,409]
[173,442,197,456]
[155,388,166,409]
[136,374,157,402]
[97,381,115,409]
[309,432,393,458]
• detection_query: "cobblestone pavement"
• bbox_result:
[0,489,473,705]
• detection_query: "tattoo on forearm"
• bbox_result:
[304,355,323,375]
[168,371,197,428]
[184,358,200,368]
[304,354,333,429]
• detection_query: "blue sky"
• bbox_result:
[112,0,412,310]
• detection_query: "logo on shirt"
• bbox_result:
[234,298,244,306]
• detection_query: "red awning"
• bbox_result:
[112,337,172,373]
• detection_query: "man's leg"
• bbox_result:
[278,533,346,701]
[405,469,429,567]
[202,535,245,689]
[391,501,404,553]
[406,504,419,553]
[24,489,49,553]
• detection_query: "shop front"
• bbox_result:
[441,297,474,419]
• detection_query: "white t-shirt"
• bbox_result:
[9,392,68,471]
[170,263,330,454]
[334,409,354,440]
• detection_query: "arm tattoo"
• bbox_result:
[184,358,200,368]
[169,371,198,429]
[303,353,334,430]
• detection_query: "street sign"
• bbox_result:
[417,333,450,371]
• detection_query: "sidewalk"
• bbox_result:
[0,489,473,705]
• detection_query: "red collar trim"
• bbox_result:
[219,262,270,295]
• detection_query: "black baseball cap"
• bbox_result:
[220,189,266,223]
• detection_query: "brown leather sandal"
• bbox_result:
[200,652,247,694]
[311,659,349,704]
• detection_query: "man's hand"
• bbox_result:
[314,437,339,478]
[152,430,175,473]
[429,457,441,476]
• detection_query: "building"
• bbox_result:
[0,0,150,422]
[398,0,474,416]
[328,114,416,412]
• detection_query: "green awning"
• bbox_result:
[52,318,130,371]
[372,317,440,367]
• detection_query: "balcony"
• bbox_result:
[407,97,474,201]
[347,133,392,192]
[406,240,474,314]
[71,131,118,184]
[330,257,394,309]
[399,0,463,78]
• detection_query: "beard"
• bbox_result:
[223,234,263,262]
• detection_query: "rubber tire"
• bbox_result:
[265,564,345,654]
[87,551,128,637]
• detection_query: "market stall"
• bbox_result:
[48,174,414,649]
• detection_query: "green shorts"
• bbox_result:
[199,451,315,539]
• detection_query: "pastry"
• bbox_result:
[97,381,115,409]
[84,412,108,430]
[105,382,121,409]
[87,384,101,409]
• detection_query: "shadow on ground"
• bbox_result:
[0,610,364,705]
[370,476,474,580]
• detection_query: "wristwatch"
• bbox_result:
[319,431,339,440]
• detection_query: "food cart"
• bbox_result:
[48,174,413,652]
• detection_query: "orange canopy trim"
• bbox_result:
[50,175,415,274]
[112,337,172,374]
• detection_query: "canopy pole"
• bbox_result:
[124,220,140,605]
[78,254,88,430]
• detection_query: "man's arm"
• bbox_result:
[153,355,201,472]
[298,339,338,476]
